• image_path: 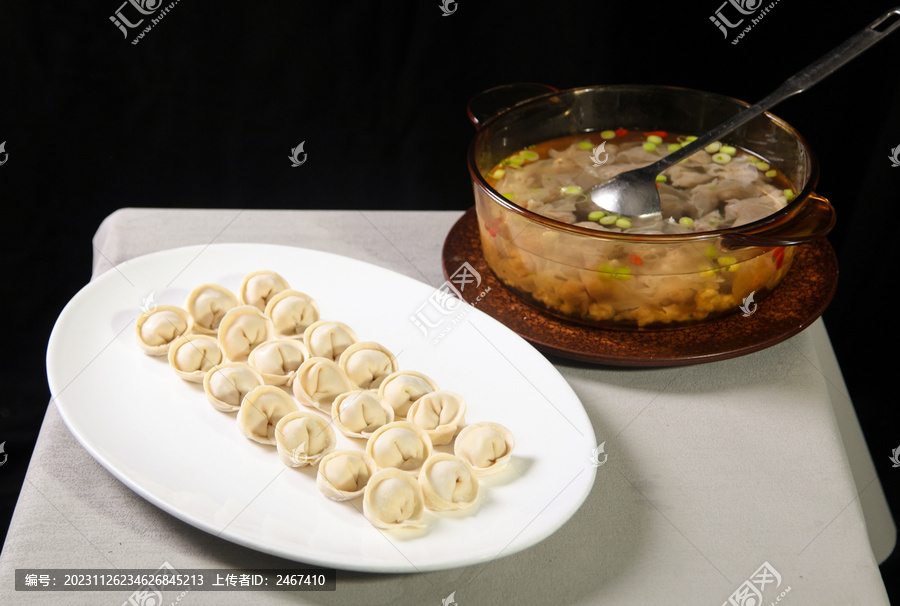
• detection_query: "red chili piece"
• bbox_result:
[772,246,785,269]
[643,130,669,138]
[629,254,644,266]
[615,128,628,137]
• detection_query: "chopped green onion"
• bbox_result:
[615,267,632,280]
[588,210,605,221]
[703,245,718,259]
[784,189,795,201]
[717,256,738,267]
[577,141,594,150]
[704,141,722,153]
[679,217,694,227]
[712,153,732,165]
[647,135,663,145]
[720,145,737,156]
[765,169,777,178]
[502,193,515,200]
[598,264,616,277]
[491,169,505,179]
[507,155,524,166]
[600,130,616,139]
[599,214,619,225]
[684,135,698,142]
[754,160,770,170]
[561,185,583,195]
[643,142,657,152]
[700,268,718,278]
[655,174,667,183]
[667,143,682,152]
[520,150,539,162]
[615,218,632,229]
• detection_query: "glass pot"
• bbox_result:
[467,84,836,330]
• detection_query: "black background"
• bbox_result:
[2,0,898,599]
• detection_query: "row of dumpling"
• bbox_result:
[134,270,515,529]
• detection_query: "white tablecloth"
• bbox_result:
[0,208,893,605]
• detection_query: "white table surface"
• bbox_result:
[0,208,894,605]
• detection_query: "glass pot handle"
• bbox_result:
[721,192,836,248]
[467,83,559,130]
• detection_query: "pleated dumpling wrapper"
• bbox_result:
[377,370,438,419]
[203,362,265,412]
[274,411,336,468]
[418,453,479,512]
[453,422,515,476]
[184,283,238,335]
[217,305,273,362]
[167,334,225,383]
[238,270,290,312]
[405,390,466,446]
[265,289,319,339]
[331,390,394,439]
[303,320,358,361]
[365,421,433,476]
[317,450,377,501]
[248,338,308,386]
[363,468,426,530]
[339,341,399,390]
[292,357,352,414]
[236,385,299,445]
[135,305,192,356]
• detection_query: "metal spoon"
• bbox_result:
[589,7,900,220]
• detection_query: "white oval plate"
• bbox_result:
[46,244,597,573]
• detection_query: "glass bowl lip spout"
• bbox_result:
[466,83,821,245]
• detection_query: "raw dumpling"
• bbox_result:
[236,385,299,445]
[418,453,479,511]
[247,338,308,386]
[303,320,358,361]
[275,411,336,467]
[331,390,394,439]
[135,305,193,355]
[363,468,426,529]
[184,283,238,335]
[167,334,225,382]
[265,290,320,339]
[339,341,399,389]
[317,450,377,501]
[238,270,290,312]
[203,362,265,412]
[292,357,353,413]
[216,305,273,362]
[405,390,466,446]
[377,370,438,418]
[365,421,433,475]
[453,422,515,476]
